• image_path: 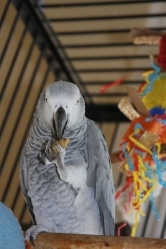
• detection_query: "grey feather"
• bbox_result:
[20,145,36,225]
[86,120,115,235]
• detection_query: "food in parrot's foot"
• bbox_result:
[52,138,70,153]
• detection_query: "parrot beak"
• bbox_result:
[53,107,68,141]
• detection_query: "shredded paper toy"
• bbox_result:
[117,68,166,236]
[101,31,166,236]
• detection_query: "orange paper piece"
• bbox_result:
[122,116,165,144]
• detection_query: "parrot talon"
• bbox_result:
[30,235,35,246]
[38,152,46,164]
[46,141,51,150]
[44,140,58,162]
[46,148,52,161]
[25,225,50,244]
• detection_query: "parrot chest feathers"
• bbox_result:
[28,162,84,233]
[27,159,102,234]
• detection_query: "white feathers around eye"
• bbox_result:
[36,81,85,130]
[36,92,52,128]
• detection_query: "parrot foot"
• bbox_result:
[38,139,62,165]
[45,139,66,163]
[25,224,50,244]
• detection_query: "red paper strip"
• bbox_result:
[115,176,132,200]
[100,76,129,94]
[119,151,125,161]
[137,82,146,93]
[117,222,127,236]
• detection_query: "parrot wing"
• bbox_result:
[20,146,36,225]
[86,120,115,235]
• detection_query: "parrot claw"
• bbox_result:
[25,224,50,243]
[37,140,57,164]
[38,151,47,164]
[46,145,54,162]
[30,235,35,246]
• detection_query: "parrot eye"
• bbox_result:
[44,93,48,102]
[76,100,79,104]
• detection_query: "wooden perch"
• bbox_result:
[26,233,166,249]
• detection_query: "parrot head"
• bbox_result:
[37,81,85,140]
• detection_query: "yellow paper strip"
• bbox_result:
[129,133,152,155]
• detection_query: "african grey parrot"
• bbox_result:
[20,81,115,242]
